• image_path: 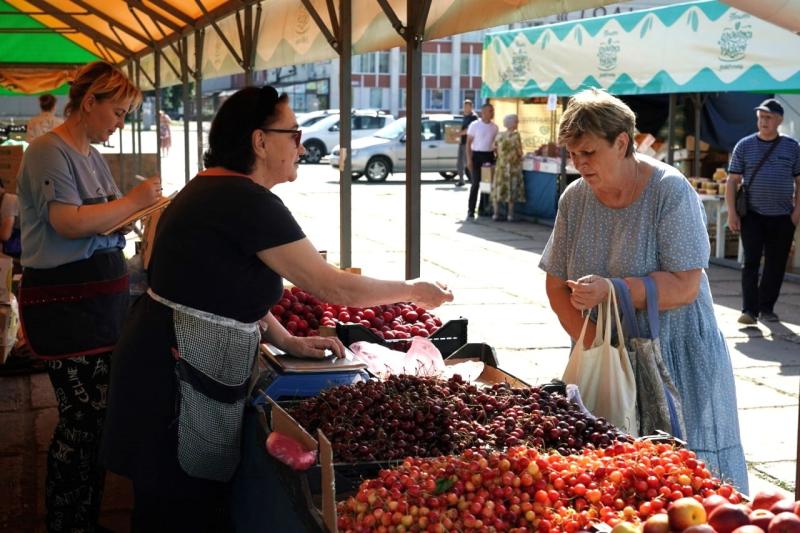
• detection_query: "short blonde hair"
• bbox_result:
[503,114,518,129]
[558,88,636,157]
[65,61,142,117]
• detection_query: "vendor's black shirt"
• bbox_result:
[461,113,478,145]
[149,174,305,322]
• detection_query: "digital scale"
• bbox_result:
[251,343,371,404]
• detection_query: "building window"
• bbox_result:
[353,53,376,74]
[399,88,406,110]
[422,53,437,75]
[471,54,482,77]
[369,87,383,109]
[378,52,390,74]
[460,54,470,76]
[425,88,450,111]
[461,89,478,106]
[438,53,452,76]
[400,52,406,74]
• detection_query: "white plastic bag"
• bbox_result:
[349,337,445,379]
[562,279,638,436]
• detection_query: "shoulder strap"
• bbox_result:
[746,136,781,188]
[611,278,640,339]
[642,276,660,339]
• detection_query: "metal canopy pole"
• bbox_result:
[404,1,432,279]
[339,0,353,268]
[667,93,676,166]
[154,49,162,177]
[195,29,205,174]
[180,37,191,184]
[135,61,143,176]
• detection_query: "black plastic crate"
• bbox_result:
[445,342,499,368]
[335,317,467,357]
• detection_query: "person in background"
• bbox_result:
[0,184,19,246]
[456,99,478,187]
[540,89,748,492]
[101,85,453,531]
[159,110,172,158]
[491,114,525,221]
[465,103,498,221]
[726,98,800,325]
[16,61,161,532]
[26,93,63,142]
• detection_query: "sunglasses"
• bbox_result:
[259,128,302,148]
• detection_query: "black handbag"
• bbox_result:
[735,137,781,217]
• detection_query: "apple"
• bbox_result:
[709,503,751,533]
[642,513,670,533]
[684,526,717,533]
[753,490,792,511]
[768,512,800,533]
[771,501,799,516]
[732,527,765,533]
[670,497,708,530]
[611,522,641,533]
[705,494,732,514]
[751,510,777,530]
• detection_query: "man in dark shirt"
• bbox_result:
[726,98,800,324]
[457,99,478,187]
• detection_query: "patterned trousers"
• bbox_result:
[45,354,110,533]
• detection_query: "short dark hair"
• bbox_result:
[203,86,289,173]
[39,94,56,112]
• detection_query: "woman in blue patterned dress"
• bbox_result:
[539,89,748,492]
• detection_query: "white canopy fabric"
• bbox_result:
[141,0,622,89]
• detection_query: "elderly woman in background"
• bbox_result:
[492,114,525,221]
[539,89,748,491]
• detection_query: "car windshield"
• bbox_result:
[374,119,406,140]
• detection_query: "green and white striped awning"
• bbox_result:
[482,0,800,98]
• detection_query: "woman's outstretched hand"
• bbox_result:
[409,280,454,309]
[566,274,609,311]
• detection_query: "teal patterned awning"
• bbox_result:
[482,0,800,98]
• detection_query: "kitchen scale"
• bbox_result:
[251,343,371,404]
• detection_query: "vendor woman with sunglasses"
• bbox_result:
[101,85,453,531]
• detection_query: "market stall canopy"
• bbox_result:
[482,0,800,98]
[0,0,622,94]
[722,0,800,33]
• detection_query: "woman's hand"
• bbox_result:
[285,335,346,360]
[126,175,162,209]
[566,275,609,311]
[409,280,454,309]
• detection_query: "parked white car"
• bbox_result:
[300,110,394,164]
[296,109,339,128]
[329,115,462,182]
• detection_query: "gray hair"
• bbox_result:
[503,114,518,129]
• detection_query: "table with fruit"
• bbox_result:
[261,289,800,533]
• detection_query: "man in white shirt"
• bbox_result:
[26,94,63,142]
[466,103,499,220]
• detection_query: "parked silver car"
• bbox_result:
[329,115,462,182]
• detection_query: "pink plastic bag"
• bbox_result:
[349,337,445,378]
[265,431,316,471]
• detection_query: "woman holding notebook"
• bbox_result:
[15,61,161,532]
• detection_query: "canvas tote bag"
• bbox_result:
[562,278,638,436]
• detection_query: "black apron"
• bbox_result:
[19,248,129,359]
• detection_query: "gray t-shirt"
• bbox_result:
[17,132,125,269]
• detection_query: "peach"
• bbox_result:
[709,503,751,533]
[768,512,800,533]
[669,497,708,531]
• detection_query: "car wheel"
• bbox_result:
[365,157,391,182]
[439,171,457,180]
[302,140,325,164]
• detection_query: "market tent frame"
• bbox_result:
[0,0,622,279]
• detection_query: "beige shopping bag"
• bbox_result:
[562,279,638,436]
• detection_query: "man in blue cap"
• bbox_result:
[726,98,800,324]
